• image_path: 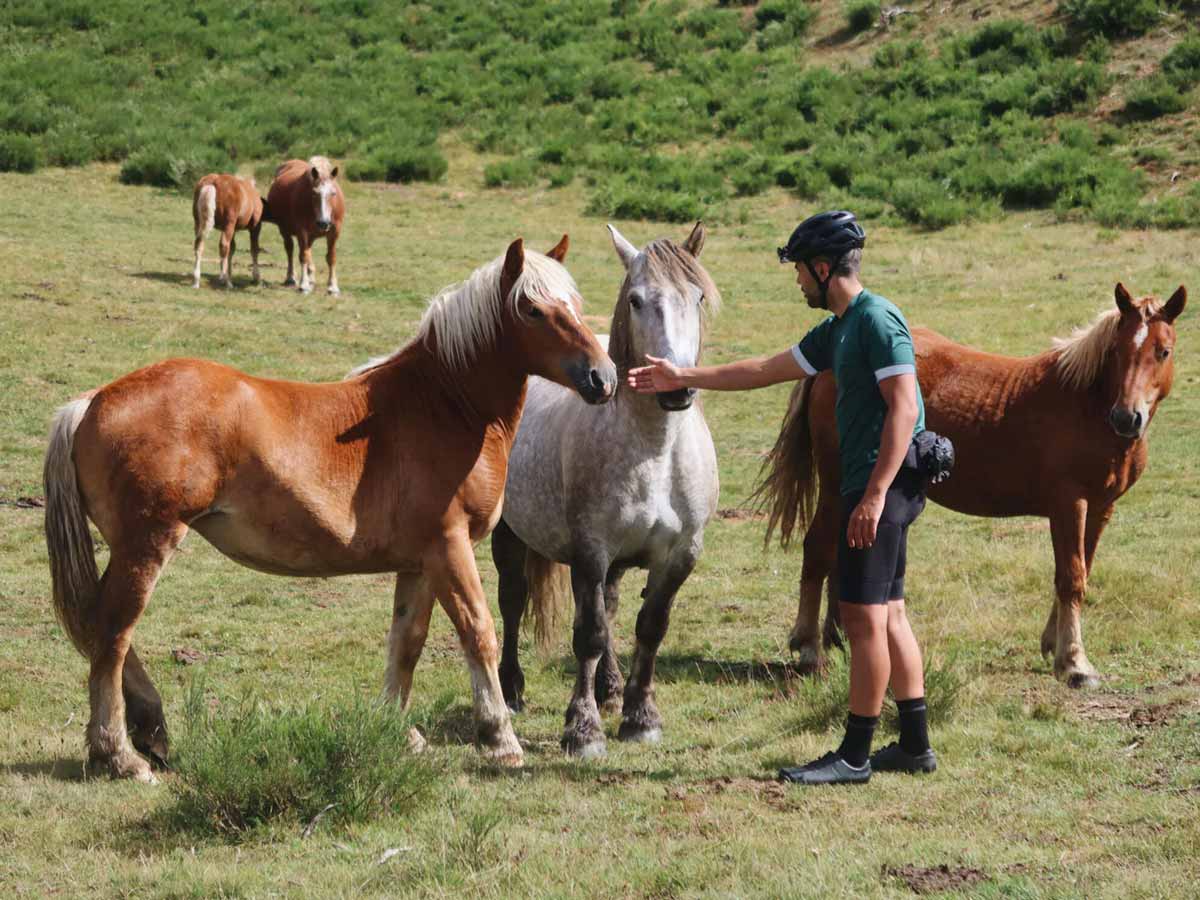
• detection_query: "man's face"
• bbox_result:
[794,259,830,309]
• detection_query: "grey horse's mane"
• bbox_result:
[607,239,721,377]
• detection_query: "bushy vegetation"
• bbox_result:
[168,684,440,836]
[1,1,1197,228]
[844,0,881,34]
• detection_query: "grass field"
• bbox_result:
[1,157,1198,898]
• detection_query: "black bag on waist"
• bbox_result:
[905,430,955,485]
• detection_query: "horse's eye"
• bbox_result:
[526,304,544,320]
[1157,346,1171,361]
[629,293,643,310]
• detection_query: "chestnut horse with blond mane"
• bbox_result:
[43,237,616,782]
[191,173,267,289]
[757,283,1185,688]
[267,156,345,295]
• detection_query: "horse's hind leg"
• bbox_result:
[250,223,262,284]
[218,226,235,289]
[192,228,206,288]
[492,520,529,713]
[88,526,185,782]
[426,536,522,766]
[791,494,839,673]
[383,571,435,708]
[617,548,698,744]
[562,555,610,758]
[123,646,168,766]
[594,567,626,714]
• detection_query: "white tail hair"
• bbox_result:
[194,183,216,236]
[44,395,100,657]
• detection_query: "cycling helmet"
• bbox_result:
[777,210,865,265]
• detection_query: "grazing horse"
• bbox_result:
[266,156,345,295]
[43,237,616,782]
[191,174,267,289]
[756,283,1186,688]
[493,223,719,757]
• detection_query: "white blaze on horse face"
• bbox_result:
[1133,322,1149,349]
[315,181,335,226]
[629,270,703,370]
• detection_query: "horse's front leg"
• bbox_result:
[1042,504,1113,662]
[1046,497,1101,688]
[562,556,610,758]
[282,232,296,286]
[491,520,530,713]
[618,545,698,744]
[383,571,435,709]
[325,229,340,296]
[425,536,523,766]
[298,236,314,294]
[594,566,626,714]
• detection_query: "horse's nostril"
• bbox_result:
[588,369,605,392]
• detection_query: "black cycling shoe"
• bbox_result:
[779,751,871,785]
[869,742,937,774]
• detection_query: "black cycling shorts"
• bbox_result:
[837,469,926,606]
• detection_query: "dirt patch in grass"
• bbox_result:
[1073,683,1199,729]
[715,507,766,522]
[882,863,988,895]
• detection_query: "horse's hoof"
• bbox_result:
[1064,669,1101,690]
[328,287,341,296]
[599,695,624,716]
[97,750,158,784]
[617,722,662,744]
[792,644,824,676]
[283,278,297,287]
[563,737,607,760]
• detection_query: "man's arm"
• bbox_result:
[845,372,920,549]
[626,347,805,394]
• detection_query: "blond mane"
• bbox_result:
[348,250,580,377]
[1052,298,1161,390]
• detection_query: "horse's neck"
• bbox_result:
[366,342,529,442]
[615,389,694,446]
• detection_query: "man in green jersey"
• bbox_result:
[627,210,937,785]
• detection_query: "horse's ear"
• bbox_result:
[501,238,525,297]
[684,221,705,257]
[330,166,339,179]
[1115,283,1136,317]
[607,224,638,270]
[1160,286,1186,324]
[310,166,320,182]
[546,234,569,263]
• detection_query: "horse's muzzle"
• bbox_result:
[315,219,331,233]
[1108,406,1144,439]
[656,388,696,411]
[570,359,617,405]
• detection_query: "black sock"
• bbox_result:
[836,713,878,768]
[897,697,930,755]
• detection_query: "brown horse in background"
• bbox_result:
[43,237,616,783]
[266,156,345,295]
[191,174,266,289]
[757,283,1185,688]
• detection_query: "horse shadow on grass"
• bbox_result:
[131,271,266,290]
[0,757,87,782]
[547,651,812,692]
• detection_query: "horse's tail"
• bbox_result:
[44,395,101,658]
[525,549,571,654]
[750,376,818,549]
[194,183,216,236]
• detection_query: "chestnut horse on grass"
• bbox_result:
[44,237,616,782]
[267,156,345,295]
[191,173,267,289]
[757,283,1185,688]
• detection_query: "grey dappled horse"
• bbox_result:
[492,223,720,758]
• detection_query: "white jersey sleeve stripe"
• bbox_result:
[874,363,915,382]
[792,345,818,376]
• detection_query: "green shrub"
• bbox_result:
[119,147,231,189]
[1123,74,1189,120]
[1162,33,1200,88]
[1060,0,1166,38]
[351,145,448,183]
[168,685,440,835]
[889,176,970,228]
[844,0,880,34]
[484,157,539,188]
[0,132,41,172]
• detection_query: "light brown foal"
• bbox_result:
[191,173,266,289]
[266,156,345,295]
[44,237,616,782]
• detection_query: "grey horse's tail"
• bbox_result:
[525,550,571,654]
[44,394,100,658]
[750,376,818,549]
